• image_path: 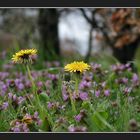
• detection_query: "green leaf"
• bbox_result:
[91,111,115,131]
[91,111,107,129]
[39,92,49,102]
[47,67,60,74]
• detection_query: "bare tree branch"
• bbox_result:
[80,8,113,47]
[80,9,93,25]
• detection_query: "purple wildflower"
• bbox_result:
[111,63,131,73]
[8,92,13,99]
[132,73,139,87]
[68,125,75,132]
[2,84,8,92]
[72,92,79,100]
[34,111,39,118]
[37,120,42,126]
[68,125,87,132]
[132,73,139,82]
[122,78,128,84]
[3,63,13,71]
[22,124,30,132]
[45,80,51,88]
[0,72,9,80]
[79,80,92,89]
[15,79,22,85]
[1,102,9,110]
[47,102,54,109]
[101,82,106,88]
[116,77,128,84]
[17,96,25,105]
[62,93,69,101]
[62,85,69,101]
[37,81,43,88]
[48,74,58,81]
[12,127,20,132]
[123,87,132,94]
[95,90,100,97]
[17,83,24,91]
[11,122,30,132]
[90,63,102,73]
[104,90,110,96]
[13,95,17,101]
[74,114,83,122]
[79,92,89,101]
[25,80,32,88]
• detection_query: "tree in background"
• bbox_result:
[110,9,140,64]
[0,8,140,64]
[0,9,37,50]
[80,8,140,65]
[38,9,60,61]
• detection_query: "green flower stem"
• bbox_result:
[67,72,81,115]
[26,65,36,93]
[26,64,53,130]
[75,78,79,96]
[75,73,80,96]
[67,84,77,114]
[26,65,41,108]
[69,92,77,114]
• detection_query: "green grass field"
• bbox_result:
[0,46,140,132]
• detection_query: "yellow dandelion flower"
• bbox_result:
[12,49,37,64]
[64,61,90,73]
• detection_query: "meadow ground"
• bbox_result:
[1,48,140,132]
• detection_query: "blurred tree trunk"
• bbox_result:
[85,27,93,62]
[38,9,60,61]
[112,39,139,71]
[112,40,139,64]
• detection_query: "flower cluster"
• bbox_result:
[10,112,42,132]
